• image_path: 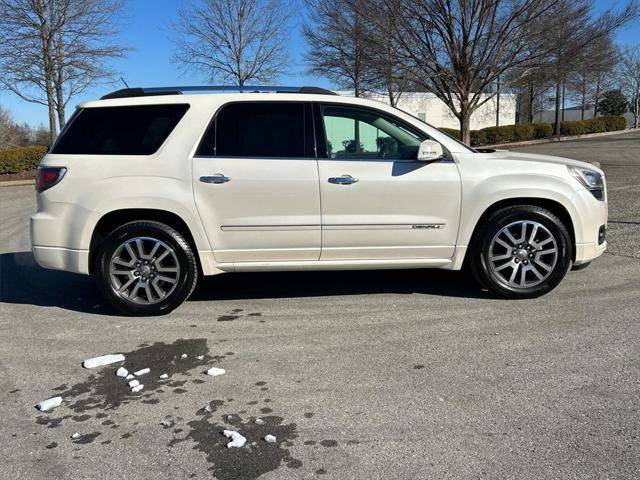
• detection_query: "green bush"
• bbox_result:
[0,146,48,174]
[532,123,553,139]
[558,115,626,136]
[439,128,461,140]
[601,115,627,131]
[470,130,487,146]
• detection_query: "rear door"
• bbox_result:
[192,101,321,263]
[315,103,462,260]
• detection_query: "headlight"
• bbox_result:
[567,166,604,200]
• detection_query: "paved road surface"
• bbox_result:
[1,130,639,479]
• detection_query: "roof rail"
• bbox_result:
[101,85,337,100]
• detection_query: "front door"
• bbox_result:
[192,101,321,263]
[315,103,462,260]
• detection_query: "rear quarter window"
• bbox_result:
[51,104,190,155]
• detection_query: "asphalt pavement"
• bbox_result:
[1,130,639,479]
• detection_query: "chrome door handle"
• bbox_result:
[328,175,359,185]
[200,174,231,184]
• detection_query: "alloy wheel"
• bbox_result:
[488,220,558,289]
[108,237,180,304]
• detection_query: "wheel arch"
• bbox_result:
[462,197,576,267]
[89,208,201,274]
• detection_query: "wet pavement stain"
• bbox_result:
[319,439,338,447]
[303,412,314,418]
[45,442,58,449]
[168,414,299,480]
[51,339,217,413]
[413,364,425,370]
[218,315,240,322]
[36,415,71,428]
[316,468,328,474]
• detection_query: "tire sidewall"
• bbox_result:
[474,208,572,298]
[96,222,197,316]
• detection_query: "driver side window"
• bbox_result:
[320,104,426,160]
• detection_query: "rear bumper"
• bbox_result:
[31,245,90,274]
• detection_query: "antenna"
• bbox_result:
[120,76,130,89]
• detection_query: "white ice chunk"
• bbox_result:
[159,373,169,379]
[180,354,188,359]
[128,379,140,388]
[131,384,144,393]
[223,430,246,448]
[161,417,174,428]
[264,434,276,443]
[116,367,128,378]
[36,396,62,412]
[71,432,81,439]
[196,355,204,360]
[134,368,150,376]
[83,354,125,369]
[254,418,265,425]
[207,367,226,377]
[126,374,134,380]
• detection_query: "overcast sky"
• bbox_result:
[1,0,638,126]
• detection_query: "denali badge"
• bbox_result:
[412,224,444,229]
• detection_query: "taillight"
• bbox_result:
[35,167,67,192]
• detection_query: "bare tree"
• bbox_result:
[567,36,617,120]
[0,106,22,148]
[173,0,293,86]
[382,0,557,144]
[619,47,640,128]
[0,0,126,144]
[538,0,636,134]
[303,0,374,96]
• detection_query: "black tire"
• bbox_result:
[95,220,198,316]
[470,205,572,299]
[571,261,591,271]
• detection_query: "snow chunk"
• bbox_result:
[159,373,169,379]
[264,434,276,443]
[125,374,134,380]
[131,384,144,393]
[254,418,265,425]
[83,354,125,369]
[134,368,150,376]
[116,367,128,378]
[223,430,246,448]
[207,367,226,377]
[36,396,62,412]
[71,433,81,439]
[196,355,204,360]
[161,417,174,428]
[180,354,188,359]
[128,379,140,389]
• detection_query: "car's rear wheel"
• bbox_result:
[95,221,198,316]
[470,205,572,298]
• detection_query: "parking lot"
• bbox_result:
[1,130,639,479]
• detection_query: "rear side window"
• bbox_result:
[197,102,308,158]
[52,104,190,155]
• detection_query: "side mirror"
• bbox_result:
[417,140,444,161]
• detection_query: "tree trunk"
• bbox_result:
[594,82,600,117]
[554,82,562,135]
[495,77,500,127]
[528,85,534,123]
[561,81,566,122]
[55,84,65,130]
[459,114,471,146]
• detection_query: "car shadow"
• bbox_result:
[0,251,486,315]
[190,266,486,301]
[0,251,117,316]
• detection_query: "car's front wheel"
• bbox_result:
[470,205,572,298]
[95,221,198,316]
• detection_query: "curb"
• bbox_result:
[487,128,637,149]
[0,179,35,187]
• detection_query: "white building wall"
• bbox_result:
[338,91,517,130]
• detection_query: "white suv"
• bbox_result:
[30,86,607,315]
